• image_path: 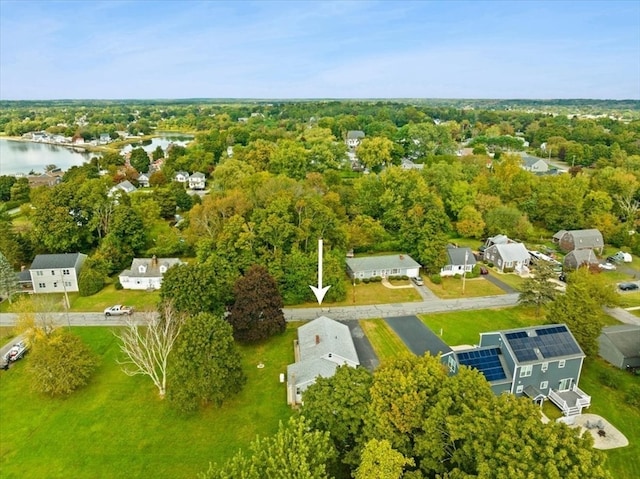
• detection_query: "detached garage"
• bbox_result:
[599,325,640,370]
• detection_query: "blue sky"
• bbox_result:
[1,0,638,100]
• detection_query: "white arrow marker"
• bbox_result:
[309,238,331,304]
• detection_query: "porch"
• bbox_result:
[548,385,591,416]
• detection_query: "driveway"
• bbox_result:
[344,320,379,371]
[483,273,518,294]
[384,316,434,356]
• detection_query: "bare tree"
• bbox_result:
[115,301,184,398]
[616,193,640,224]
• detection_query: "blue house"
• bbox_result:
[454,324,590,416]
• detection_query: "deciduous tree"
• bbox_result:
[227,264,285,342]
[27,330,98,396]
[168,312,245,412]
[518,260,558,316]
[0,251,18,303]
[116,302,184,398]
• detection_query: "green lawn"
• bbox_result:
[292,279,421,308]
[359,318,411,363]
[425,276,505,299]
[0,326,296,479]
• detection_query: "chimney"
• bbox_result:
[315,334,320,345]
[152,255,158,267]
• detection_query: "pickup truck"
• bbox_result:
[104,305,134,316]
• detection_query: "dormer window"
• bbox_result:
[138,265,147,273]
[159,265,167,273]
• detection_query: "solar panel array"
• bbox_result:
[457,347,506,381]
[505,325,582,362]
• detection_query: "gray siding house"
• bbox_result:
[483,242,530,273]
[563,249,599,270]
[346,254,421,280]
[29,253,87,294]
[556,229,604,254]
[455,324,590,416]
[599,325,640,370]
[287,316,360,405]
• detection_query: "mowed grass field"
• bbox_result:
[0,325,297,479]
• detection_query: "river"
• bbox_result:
[0,133,193,176]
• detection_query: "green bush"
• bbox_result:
[114,279,123,290]
[401,275,408,280]
[78,267,105,297]
[430,274,442,285]
[454,274,462,280]
[503,267,515,273]
[487,262,494,268]
[625,384,640,407]
[363,277,370,284]
[354,278,361,285]
[599,370,619,389]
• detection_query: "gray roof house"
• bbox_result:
[455,324,590,416]
[483,234,513,249]
[440,247,477,277]
[598,325,640,370]
[563,249,599,270]
[119,256,183,291]
[137,173,150,188]
[188,172,206,190]
[113,180,137,194]
[346,130,365,149]
[483,242,530,273]
[556,229,604,254]
[346,254,421,280]
[287,316,360,405]
[174,171,189,183]
[521,155,549,173]
[29,253,87,294]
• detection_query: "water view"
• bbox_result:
[0,138,95,176]
[0,133,193,176]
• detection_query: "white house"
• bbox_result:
[29,253,87,294]
[188,172,206,190]
[118,256,183,290]
[521,155,549,173]
[346,130,365,149]
[174,171,189,183]
[440,247,476,277]
[137,173,150,188]
[287,316,360,405]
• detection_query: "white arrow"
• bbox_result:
[309,238,331,304]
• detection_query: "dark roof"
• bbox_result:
[502,324,583,363]
[523,385,545,400]
[562,229,603,248]
[456,346,507,381]
[30,253,86,270]
[446,247,477,266]
[346,130,365,139]
[600,325,640,358]
[346,254,421,272]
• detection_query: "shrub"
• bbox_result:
[503,267,515,273]
[625,384,640,407]
[454,274,462,280]
[599,370,618,389]
[430,274,442,285]
[487,262,494,268]
[354,278,361,285]
[78,267,105,297]
[373,276,382,282]
[401,275,408,280]
[114,279,123,290]
[363,278,370,284]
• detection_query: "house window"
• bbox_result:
[38,283,45,288]
[448,356,457,374]
[53,282,58,288]
[36,271,43,276]
[516,385,524,393]
[540,381,548,390]
[541,362,548,372]
[558,360,566,369]
[160,266,167,273]
[63,269,70,275]
[138,265,147,273]
[51,270,56,275]
[520,365,533,378]
[65,281,72,287]
[558,378,572,390]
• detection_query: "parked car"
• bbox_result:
[608,252,633,263]
[598,262,617,271]
[479,266,489,275]
[618,282,639,291]
[411,276,424,286]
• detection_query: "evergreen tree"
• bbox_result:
[518,260,558,316]
[227,264,286,342]
[0,251,18,303]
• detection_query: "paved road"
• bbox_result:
[0,311,153,327]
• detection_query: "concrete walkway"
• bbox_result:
[603,307,640,326]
